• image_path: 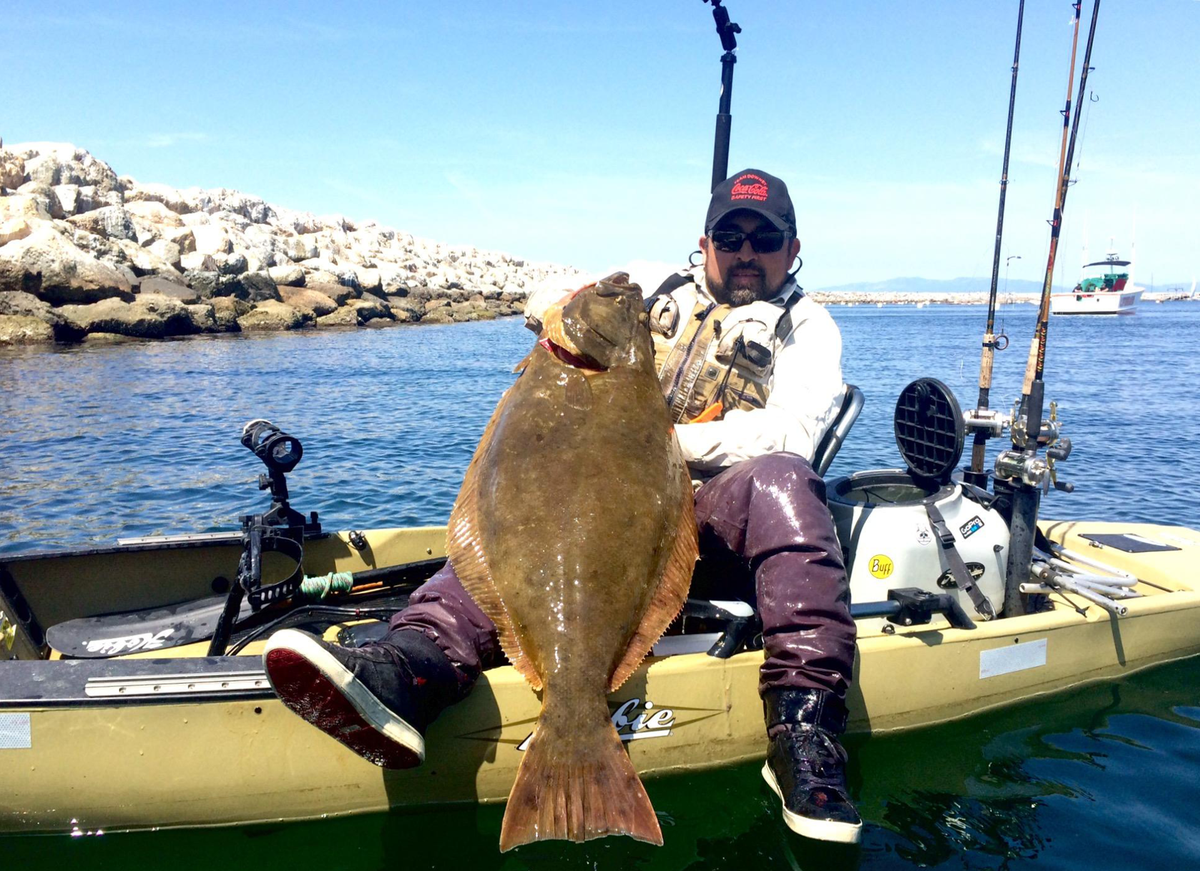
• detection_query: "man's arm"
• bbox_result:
[674,300,845,470]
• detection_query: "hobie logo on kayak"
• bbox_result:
[85,628,174,655]
[611,697,676,742]
[514,698,676,751]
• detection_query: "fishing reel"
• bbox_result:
[994,401,1074,493]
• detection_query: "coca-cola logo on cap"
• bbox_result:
[729,173,768,202]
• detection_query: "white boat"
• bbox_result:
[1051,251,1142,315]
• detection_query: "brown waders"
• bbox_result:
[390,451,856,702]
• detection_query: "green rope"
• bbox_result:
[299,571,354,600]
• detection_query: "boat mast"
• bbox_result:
[704,0,741,191]
[1000,0,1101,617]
[964,0,1026,490]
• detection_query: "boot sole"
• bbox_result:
[263,629,424,770]
[761,762,862,844]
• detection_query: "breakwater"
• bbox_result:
[0,141,580,345]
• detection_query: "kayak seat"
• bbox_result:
[812,384,864,477]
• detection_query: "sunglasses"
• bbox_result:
[710,228,788,254]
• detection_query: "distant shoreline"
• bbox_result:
[808,290,1196,307]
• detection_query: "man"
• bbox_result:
[263,169,861,844]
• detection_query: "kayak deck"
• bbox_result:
[2,519,1199,834]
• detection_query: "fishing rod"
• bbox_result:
[997,0,1101,617]
[703,0,741,191]
[964,0,1026,490]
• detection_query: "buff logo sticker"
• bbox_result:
[730,173,768,202]
[868,554,895,579]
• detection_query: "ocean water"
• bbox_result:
[2,301,1198,869]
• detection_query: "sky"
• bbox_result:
[2,1,1197,289]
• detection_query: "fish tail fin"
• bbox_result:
[499,698,661,852]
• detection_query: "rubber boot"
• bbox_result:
[263,626,459,769]
[761,688,862,843]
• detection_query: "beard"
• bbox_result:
[708,263,784,306]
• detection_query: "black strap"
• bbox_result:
[773,283,806,342]
[645,270,695,310]
[925,501,996,620]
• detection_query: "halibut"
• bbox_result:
[447,273,697,851]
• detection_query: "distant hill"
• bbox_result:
[811,277,1068,296]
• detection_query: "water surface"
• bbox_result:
[2,301,1198,869]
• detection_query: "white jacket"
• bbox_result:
[524,266,845,472]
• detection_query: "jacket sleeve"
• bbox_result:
[673,300,845,470]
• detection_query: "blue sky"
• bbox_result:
[3,1,1196,288]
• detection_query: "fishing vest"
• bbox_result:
[647,267,803,424]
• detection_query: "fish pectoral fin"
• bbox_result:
[608,471,700,693]
[446,396,543,692]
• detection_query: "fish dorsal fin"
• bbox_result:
[607,453,699,692]
[446,393,543,691]
[511,348,536,374]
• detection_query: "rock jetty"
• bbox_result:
[0,141,581,345]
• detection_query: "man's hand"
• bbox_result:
[523,284,575,334]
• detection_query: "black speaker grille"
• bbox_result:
[893,378,964,483]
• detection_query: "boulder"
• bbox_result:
[354,266,382,295]
[180,251,218,272]
[134,292,204,334]
[236,300,311,331]
[268,264,305,287]
[124,200,185,227]
[307,277,355,305]
[316,306,359,328]
[0,227,134,304]
[1,151,26,190]
[215,271,279,302]
[1,289,57,320]
[125,182,191,214]
[0,218,34,247]
[0,313,54,344]
[184,303,218,332]
[0,194,51,222]
[420,308,455,325]
[348,295,392,322]
[67,206,137,241]
[183,269,219,299]
[139,275,198,302]
[214,251,247,275]
[147,239,182,269]
[74,186,123,213]
[114,238,182,278]
[164,226,196,254]
[191,225,231,255]
[59,297,171,338]
[279,286,337,317]
[11,143,122,193]
[209,296,249,330]
[50,184,79,217]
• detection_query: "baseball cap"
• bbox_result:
[705,169,796,237]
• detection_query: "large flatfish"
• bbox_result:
[448,273,698,851]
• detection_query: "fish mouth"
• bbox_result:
[539,337,605,371]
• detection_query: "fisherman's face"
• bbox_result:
[700,211,801,306]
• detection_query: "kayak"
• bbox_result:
[3,517,1199,834]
